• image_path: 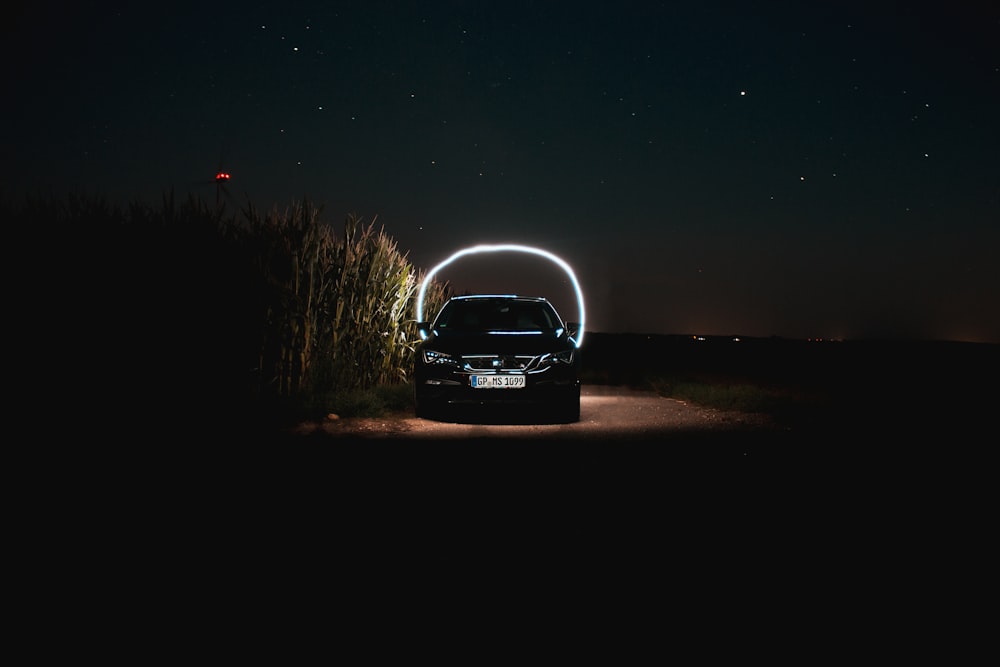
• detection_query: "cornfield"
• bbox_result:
[12,191,451,407]
[241,201,451,397]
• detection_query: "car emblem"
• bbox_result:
[492,358,502,368]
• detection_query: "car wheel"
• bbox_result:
[560,388,581,423]
[564,398,580,423]
[414,394,439,420]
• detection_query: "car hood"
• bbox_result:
[420,330,573,355]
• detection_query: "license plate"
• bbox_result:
[470,374,526,389]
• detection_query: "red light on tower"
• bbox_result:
[215,171,231,183]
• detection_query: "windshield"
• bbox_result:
[434,299,560,332]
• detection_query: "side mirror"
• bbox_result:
[565,321,580,337]
[416,322,432,336]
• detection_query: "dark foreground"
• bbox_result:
[63,338,996,588]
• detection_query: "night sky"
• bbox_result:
[5,2,999,343]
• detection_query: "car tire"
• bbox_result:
[560,386,581,423]
[414,394,439,420]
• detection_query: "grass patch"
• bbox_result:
[291,382,415,421]
[645,374,800,414]
[642,372,837,430]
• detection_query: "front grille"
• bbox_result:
[462,354,537,371]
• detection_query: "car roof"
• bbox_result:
[448,294,549,303]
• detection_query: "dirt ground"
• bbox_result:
[283,384,781,441]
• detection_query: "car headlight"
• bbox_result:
[421,349,456,365]
[540,349,575,366]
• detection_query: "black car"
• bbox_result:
[414,295,582,421]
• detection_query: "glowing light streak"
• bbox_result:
[417,244,586,347]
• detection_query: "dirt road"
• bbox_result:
[286,384,780,442]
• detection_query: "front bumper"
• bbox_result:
[415,375,580,407]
